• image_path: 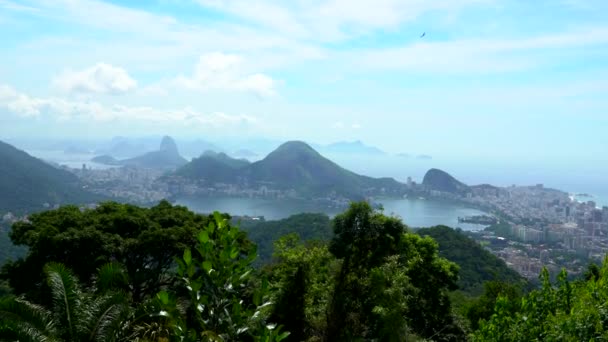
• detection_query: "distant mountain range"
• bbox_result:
[172,141,405,198]
[92,136,188,170]
[0,140,99,214]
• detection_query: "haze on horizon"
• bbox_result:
[1,0,607,166]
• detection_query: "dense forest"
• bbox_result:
[1,201,607,341]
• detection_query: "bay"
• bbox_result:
[175,196,489,231]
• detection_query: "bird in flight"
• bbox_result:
[420,32,426,38]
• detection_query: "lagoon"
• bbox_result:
[176,196,489,231]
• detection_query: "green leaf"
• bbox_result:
[203,261,212,272]
[276,331,291,341]
[198,231,209,244]
[157,290,170,305]
[239,270,252,281]
[183,249,192,266]
[230,247,239,259]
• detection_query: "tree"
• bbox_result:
[2,200,211,303]
[324,202,462,341]
[465,281,522,330]
[266,234,337,341]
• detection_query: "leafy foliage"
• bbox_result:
[473,259,608,341]
[164,212,289,342]
[2,200,212,303]
[240,213,333,265]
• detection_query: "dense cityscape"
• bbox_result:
[423,182,608,279]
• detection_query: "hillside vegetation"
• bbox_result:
[0,140,98,214]
[417,226,526,294]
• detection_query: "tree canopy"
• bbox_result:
[2,200,224,303]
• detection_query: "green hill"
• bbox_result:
[422,168,470,195]
[174,151,248,183]
[417,226,525,294]
[176,141,405,198]
[0,140,99,214]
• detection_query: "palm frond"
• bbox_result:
[44,262,81,340]
[96,262,129,294]
[0,296,57,337]
[85,292,132,342]
[0,323,58,342]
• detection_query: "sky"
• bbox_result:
[1,0,607,162]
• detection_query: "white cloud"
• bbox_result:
[0,85,42,117]
[173,52,279,97]
[0,84,257,126]
[53,63,137,95]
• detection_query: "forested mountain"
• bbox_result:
[422,168,470,195]
[175,150,250,183]
[175,141,405,198]
[0,140,98,214]
[417,226,526,294]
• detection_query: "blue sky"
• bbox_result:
[1,0,607,161]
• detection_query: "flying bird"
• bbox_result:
[420,32,426,38]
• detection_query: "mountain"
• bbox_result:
[417,226,526,294]
[322,140,385,155]
[0,140,99,214]
[423,168,470,195]
[175,141,405,198]
[94,136,188,170]
[175,151,250,183]
[122,136,187,169]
